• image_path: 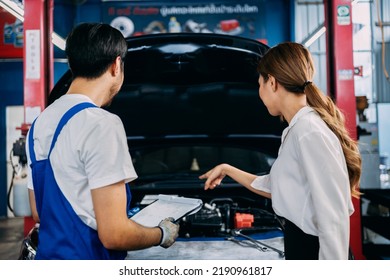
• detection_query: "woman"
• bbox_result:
[199,42,361,260]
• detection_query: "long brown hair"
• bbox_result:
[258,42,361,197]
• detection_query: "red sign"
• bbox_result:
[0,8,23,58]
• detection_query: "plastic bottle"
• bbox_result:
[3,23,14,44]
[169,17,181,33]
[13,19,24,47]
[379,155,389,189]
[13,166,31,217]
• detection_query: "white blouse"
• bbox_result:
[251,106,354,259]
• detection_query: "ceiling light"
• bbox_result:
[0,0,24,21]
[302,25,326,47]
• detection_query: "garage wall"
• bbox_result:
[1,61,69,217]
[0,61,24,217]
[373,0,390,103]
[293,0,327,95]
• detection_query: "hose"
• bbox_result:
[7,148,16,213]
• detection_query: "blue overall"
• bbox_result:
[28,102,131,259]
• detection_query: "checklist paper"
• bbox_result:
[130,194,203,227]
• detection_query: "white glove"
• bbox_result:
[158,217,180,248]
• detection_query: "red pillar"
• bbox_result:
[23,0,53,122]
[22,0,53,236]
[324,0,364,259]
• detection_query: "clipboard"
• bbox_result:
[130,194,203,227]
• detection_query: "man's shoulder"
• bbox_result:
[81,106,121,123]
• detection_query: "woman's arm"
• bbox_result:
[199,163,271,199]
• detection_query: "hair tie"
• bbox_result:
[302,80,312,90]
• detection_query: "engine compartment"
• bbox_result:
[180,197,282,238]
[128,191,285,259]
[130,188,282,239]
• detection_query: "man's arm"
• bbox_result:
[28,189,40,223]
[91,181,166,251]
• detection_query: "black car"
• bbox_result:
[48,33,287,259]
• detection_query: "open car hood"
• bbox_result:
[49,33,286,140]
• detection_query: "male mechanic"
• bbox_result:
[26,22,179,259]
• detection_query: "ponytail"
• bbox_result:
[305,84,362,197]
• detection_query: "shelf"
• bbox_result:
[361,216,390,239]
[361,189,390,207]
[360,188,390,259]
[363,244,390,260]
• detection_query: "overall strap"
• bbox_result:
[28,120,38,164]
[48,102,97,157]
[29,102,97,163]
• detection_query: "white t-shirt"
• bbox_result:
[251,106,354,259]
[26,94,137,230]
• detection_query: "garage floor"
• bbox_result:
[0,217,285,260]
[0,217,24,260]
[127,234,285,260]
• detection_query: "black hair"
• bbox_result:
[65,22,127,79]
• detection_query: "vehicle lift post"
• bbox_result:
[21,0,54,236]
[324,0,364,259]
